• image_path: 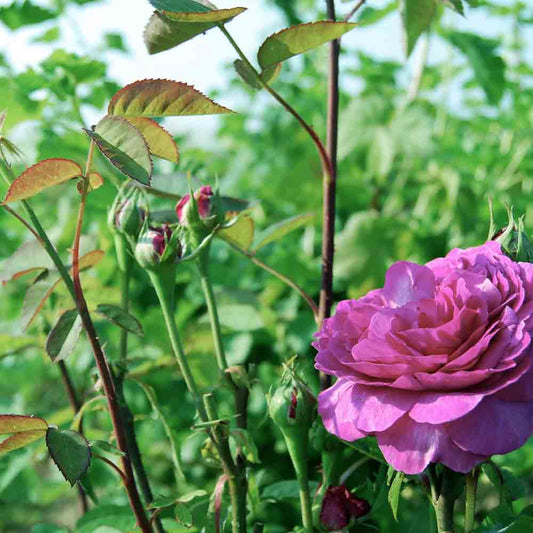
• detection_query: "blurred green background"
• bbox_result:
[1,0,533,532]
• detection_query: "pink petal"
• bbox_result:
[383,262,435,308]
[447,396,533,456]
[409,393,484,424]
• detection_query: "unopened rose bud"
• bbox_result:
[108,186,146,241]
[176,185,223,235]
[320,485,370,531]
[269,368,315,434]
[135,225,180,270]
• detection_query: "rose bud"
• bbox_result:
[269,369,316,435]
[320,485,370,531]
[176,185,224,236]
[492,209,533,263]
[135,224,181,270]
[108,185,146,240]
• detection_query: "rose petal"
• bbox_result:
[408,393,484,424]
[382,261,435,308]
[447,396,533,455]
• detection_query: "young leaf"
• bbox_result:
[0,414,48,456]
[108,79,234,117]
[20,273,62,331]
[124,117,179,163]
[148,0,212,13]
[253,213,314,251]
[445,31,505,105]
[219,214,255,250]
[257,21,357,70]
[175,502,194,528]
[90,440,125,457]
[85,116,153,186]
[45,309,83,362]
[95,304,144,336]
[46,427,91,486]
[1,158,82,204]
[233,59,262,90]
[0,414,48,434]
[0,429,47,455]
[77,171,104,194]
[400,0,436,57]
[177,490,209,504]
[388,471,404,521]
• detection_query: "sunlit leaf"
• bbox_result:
[85,116,153,185]
[45,309,83,362]
[400,0,436,57]
[219,214,255,250]
[90,440,125,457]
[257,21,357,70]
[76,172,104,194]
[162,7,245,23]
[0,334,36,359]
[253,213,314,251]
[388,471,404,521]
[147,0,212,13]
[124,117,179,163]
[95,304,144,336]
[445,31,505,105]
[0,0,57,30]
[108,79,234,117]
[46,427,91,486]
[1,158,82,204]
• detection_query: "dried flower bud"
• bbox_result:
[135,224,180,270]
[320,485,370,531]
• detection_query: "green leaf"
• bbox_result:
[358,2,398,26]
[32,27,61,43]
[445,31,505,105]
[233,59,262,90]
[262,480,319,501]
[76,506,134,533]
[95,304,144,336]
[257,21,357,70]
[0,334,36,359]
[0,241,54,283]
[20,273,62,331]
[45,309,83,362]
[46,427,91,486]
[219,214,255,250]
[148,0,213,13]
[124,117,179,163]
[107,79,234,117]
[400,0,436,57]
[89,440,125,457]
[85,116,153,185]
[148,496,177,510]
[177,490,208,504]
[104,33,127,52]
[367,127,395,179]
[2,158,82,204]
[175,502,194,527]
[253,213,313,251]
[0,0,57,30]
[216,304,264,331]
[162,7,246,23]
[388,471,404,521]
[230,429,260,463]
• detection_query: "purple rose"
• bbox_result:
[314,242,533,474]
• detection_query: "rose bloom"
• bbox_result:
[315,242,533,474]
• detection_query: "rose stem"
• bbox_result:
[464,468,479,533]
[196,253,249,530]
[148,268,245,533]
[113,238,165,533]
[72,141,152,533]
[0,158,89,513]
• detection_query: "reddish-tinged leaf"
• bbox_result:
[162,7,245,22]
[257,21,358,70]
[76,172,104,194]
[214,475,228,533]
[0,414,48,434]
[124,117,179,163]
[85,116,153,186]
[2,158,82,204]
[0,429,47,455]
[77,249,105,272]
[108,79,234,117]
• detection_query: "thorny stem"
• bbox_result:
[0,158,89,512]
[225,240,319,320]
[72,141,152,533]
[464,468,479,533]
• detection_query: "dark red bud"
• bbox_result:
[320,485,370,531]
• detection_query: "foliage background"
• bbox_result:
[0,0,533,532]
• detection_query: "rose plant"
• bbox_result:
[0,1,531,533]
